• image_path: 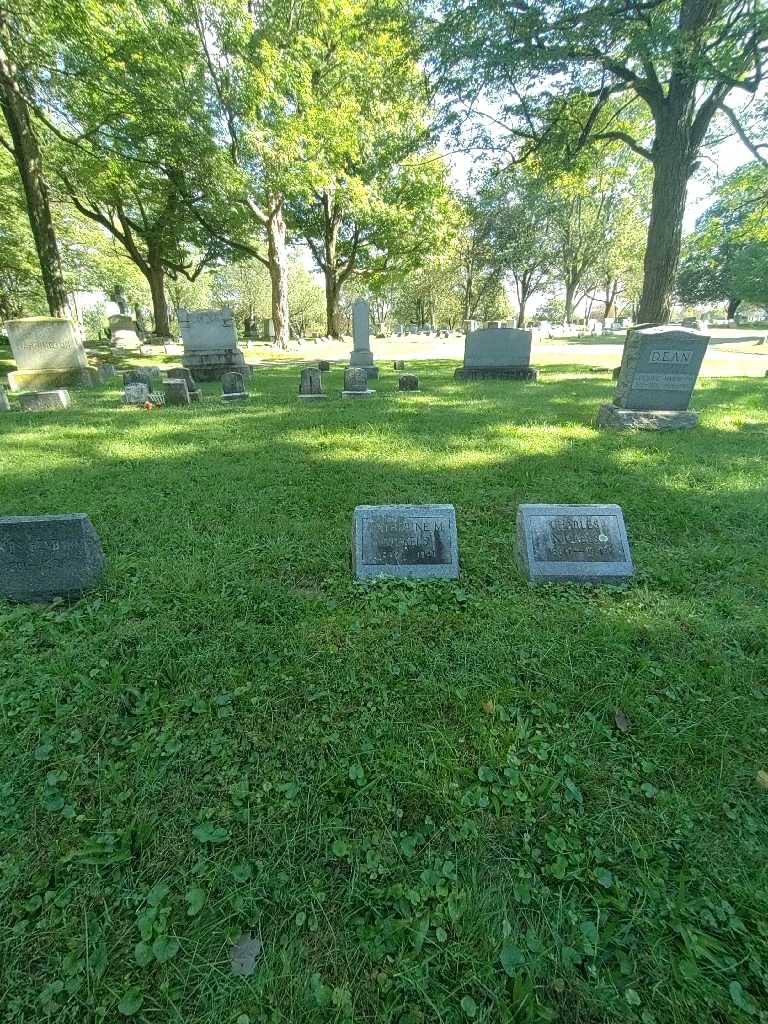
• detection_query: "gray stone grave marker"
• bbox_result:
[165,366,201,401]
[123,368,153,389]
[597,325,709,430]
[164,378,191,406]
[0,513,106,602]
[352,504,459,579]
[516,503,633,584]
[455,326,539,380]
[399,374,419,391]
[221,371,247,401]
[19,390,72,412]
[349,298,378,378]
[299,366,326,400]
[178,308,249,381]
[394,359,405,370]
[342,366,375,399]
[122,383,150,405]
[108,314,141,349]
[318,360,330,371]
[5,317,92,392]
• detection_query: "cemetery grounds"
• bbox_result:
[1,335,767,1023]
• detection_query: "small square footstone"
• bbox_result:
[298,366,326,399]
[221,371,248,401]
[342,366,375,399]
[19,390,71,412]
[0,514,106,603]
[164,379,191,406]
[353,504,459,579]
[516,504,633,585]
[399,374,420,391]
[318,360,330,371]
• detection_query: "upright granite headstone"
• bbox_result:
[123,368,153,390]
[342,365,375,399]
[455,326,539,380]
[109,314,141,350]
[399,374,420,391]
[178,308,250,381]
[0,514,106,603]
[221,371,248,401]
[165,366,201,401]
[5,317,92,392]
[352,505,459,579]
[349,298,378,379]
[597,325,709,430]
[164,379,191,406]
[19,390,72,412]
[298,366,326,400]
[0,384,10,412]
[122,383,150,405]
[516,504,633,585]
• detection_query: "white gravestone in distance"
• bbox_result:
[108,314,141,349]
[178,308,250,381]
[516,504,633,584]
[5,317,92,392]
[352,505,459,580]
[596,325,709,431]
[349,298,378,379]
[455,326,539,381]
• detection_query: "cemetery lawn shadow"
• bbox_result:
[0,360,767,1023]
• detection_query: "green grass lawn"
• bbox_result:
[1,361,767,1024]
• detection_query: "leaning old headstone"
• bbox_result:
[164,378,191,406]
[516,504,633,585]
[0,384,10,412]
[5,317,93,392]
[165,366,201,401]
[399,374,420,391]
[454,326,539,380]
[299,366,327,400]
[178,308,250,381]
[122,383,150,405]
[349,298,379,379]
[352,505,459,579]
[597,325,709,430]
[342,365,375,399]
[19,390,72,412]
[0,514,106,602]
[221,371,248,401]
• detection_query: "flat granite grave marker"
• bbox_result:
[399,374,420,391]
[299,366,326,400]
[516,503,633,584]
[19,390,72,412]
[349,298,379,379]
[455,326,539,380]
[352,504,459,579]
[0,513,106,602]
[597,325,709,430]
[5,317,92,392]
[342,365,375,399]
[221,371,247,401]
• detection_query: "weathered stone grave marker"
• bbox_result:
[394,359,405,370]
[318,360,330,372]
[122,383,150,405]
[597,325,709,430]
[298,366,326,400]
[164,379,191,406]
[109,313,141,349]
[455,326,539,380]
[0,514,106,602]
[349,298,378,379]
[123,368,153,390]
[399,374,420,391]
[516,503,633,584]
[221,371,248,401]
[5,317,92,392]
[178,308,250,381]
[352,504,459,579]
[342,366,375,399]
[165,366,201,401]
[19,390,72,412]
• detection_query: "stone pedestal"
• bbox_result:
[454,366,539,381]
[596,405,699,431]
[181,349,249,382]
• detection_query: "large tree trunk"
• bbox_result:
[267,201,289,348]
[564,280,576,324]
[0,32,70,318]
[726,296,740,319]
[637,130,692,324]
[322,197,344,337]
[145,252,171,338]
[111,286,129,314]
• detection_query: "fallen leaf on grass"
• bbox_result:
[482,701,495,714]
[756,770,768,790]
[614,709,633,734]
[231,931,263,977]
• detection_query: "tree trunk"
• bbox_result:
[134,305,146,337]
[564,281,576,324]
[726,296,740,319]
[0,35,70,318]
[267,201,289,348]
[637,134,692,324]
[146,250,171,338]
[111,286,129,314]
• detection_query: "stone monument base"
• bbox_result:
[7,368,93,393]
[222,392,248,402]
[596,404,699,431]
[298,394,328,400]
[454,366,539,381]
[182,349,251,382]
[342,389,375,399]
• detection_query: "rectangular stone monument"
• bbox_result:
[516,504,633,585]
[165,366,201,401]
[5,317,92,392]
[178,308,250,381]
[298,366,326,400]
[352,505,459,579]
[0,513,106,603]
[342,365,375,399]
[455,326,538,380]
[19,390,72,412]
[109,314,141,349]
[164,379,191,406]
[222,371,247,401]
[596,325,709,430]
[349,298,378,379]
[0,384,10,412]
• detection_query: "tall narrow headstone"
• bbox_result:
[349,298,378,379]
[298,366,326,400]
[342,366,375,399]
[455,326,539,380]
[597,325,709,430]
[0,514,106,602]
[352,505,459,579]
[5,317,92,392]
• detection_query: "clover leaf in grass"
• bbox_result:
[118,987,144,1016]
[192,823,229,844]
